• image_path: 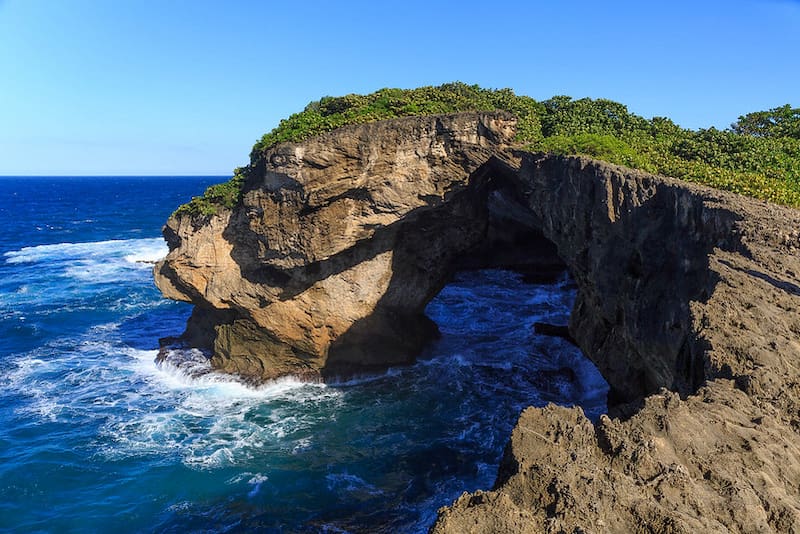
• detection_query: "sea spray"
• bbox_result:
[0,177,607,533]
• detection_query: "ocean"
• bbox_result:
[0,176,608,533]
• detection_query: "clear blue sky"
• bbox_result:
[1,0,798,175]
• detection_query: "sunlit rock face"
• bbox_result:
[155,112,524,380]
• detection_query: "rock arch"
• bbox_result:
[155,113,740,407]
[155,112,800,531]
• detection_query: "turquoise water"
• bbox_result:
[0,177,608,533]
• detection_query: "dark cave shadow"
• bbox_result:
[321,156,540,377]
[516,154,747,416]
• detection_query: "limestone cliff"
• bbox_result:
[155,112,521,379]
[155,112,800,532]
[432,155,800,533]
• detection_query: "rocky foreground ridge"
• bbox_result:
[154,112,800,532]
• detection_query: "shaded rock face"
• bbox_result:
[517,155,742,407]
[155,112,800,532]
[431,160,800,532]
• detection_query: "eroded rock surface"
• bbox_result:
[155,112,523,379]
[154,112,800,532]
[432,156,800,534]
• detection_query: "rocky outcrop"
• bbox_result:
[155,112,800,532]
[432,155,800,533]
[155,112,532,380]
[519,155,741,407]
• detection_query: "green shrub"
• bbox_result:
[248,82,545,157]
[525,96,800,207]
[175,169,246,216]
[537,133,649,169]
[173,83,800,217]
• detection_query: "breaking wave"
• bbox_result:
[0,229,608,533]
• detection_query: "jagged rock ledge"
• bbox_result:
[154,112,800,532]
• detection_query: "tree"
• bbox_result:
[731,104,800,139]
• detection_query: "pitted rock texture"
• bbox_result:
[518,155,740,406]
[432,157,800,533]
[432,387,800,533]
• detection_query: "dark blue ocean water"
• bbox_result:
[0,176,608,533]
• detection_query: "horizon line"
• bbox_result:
[0,173,231,177]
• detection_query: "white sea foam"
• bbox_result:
[88,322,121,334]
[248,473,269,484]
[86,345,345,469]
[2,329,343,473]
[4,238,167,284]
[166,501,192,513]
[1,352,66,422]
[135,347,320,400]
[0,259,612,532]
[183,446,236,468]
[324,366,402,387]
[123,242,169,264]
[5,238,160,264]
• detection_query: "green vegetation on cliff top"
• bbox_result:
[177,82,800,215]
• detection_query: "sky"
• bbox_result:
[0,0,798,175]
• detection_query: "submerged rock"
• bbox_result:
[532,322,574,344]
[154,111,800,532]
